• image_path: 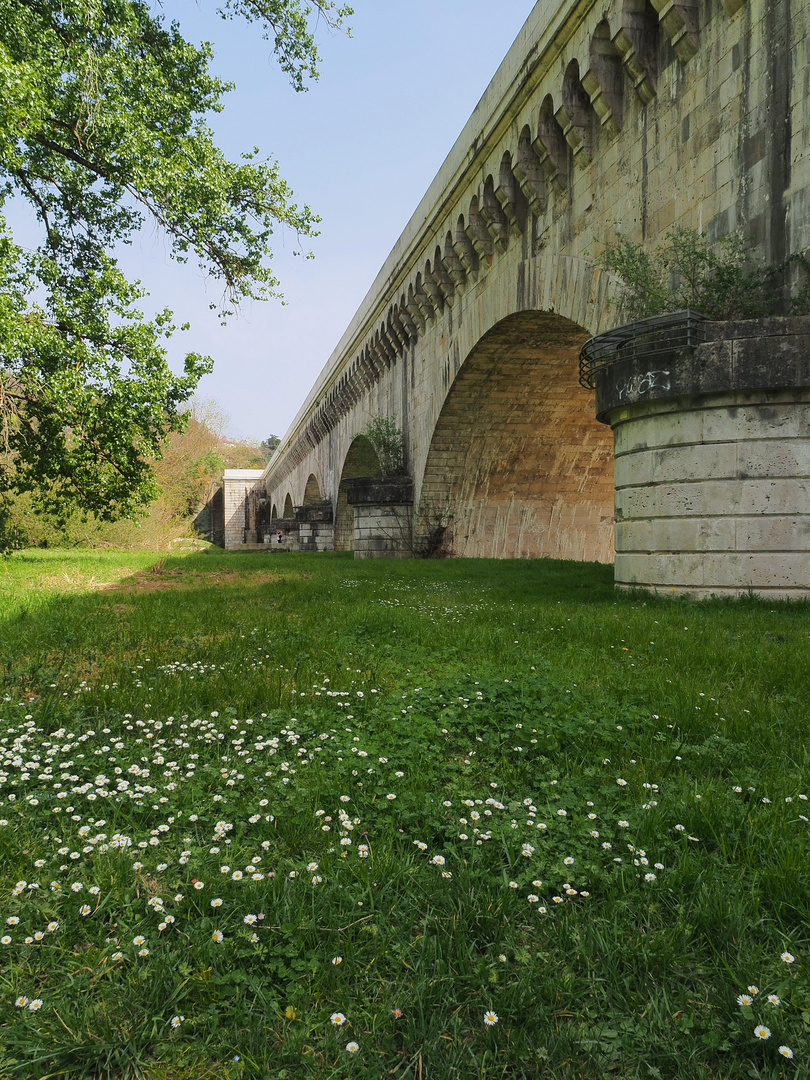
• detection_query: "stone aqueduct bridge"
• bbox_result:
[225,0,809,577]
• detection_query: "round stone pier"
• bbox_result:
[591,316,810,599]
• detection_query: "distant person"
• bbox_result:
[276,531,284,544]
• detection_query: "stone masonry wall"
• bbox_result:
[223,470,265,550]
[260,0,809,568]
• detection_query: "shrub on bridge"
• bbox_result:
[601,227,810,322]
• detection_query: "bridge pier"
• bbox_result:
[346,477,414,559]
[593,316,810,599]
[294,504,334,552]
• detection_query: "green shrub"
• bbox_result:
[601,227,810,321]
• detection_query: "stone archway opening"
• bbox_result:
[283,493,294,518]
[419,311,614,561]
[335,435,382,551]
[303,474,323,506]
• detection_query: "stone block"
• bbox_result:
[737,438,810,478]
[735,515,810,552]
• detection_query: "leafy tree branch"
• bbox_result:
[0,0,351,520]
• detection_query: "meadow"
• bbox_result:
[0,547,808,1080]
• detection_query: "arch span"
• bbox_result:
[283,493,294,518]
[335,435,382,551]
[419,311,614,561]
[303,473,323,505]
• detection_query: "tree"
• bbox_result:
[0,0,351,522]
[0,397,265,551]
[363,416,405,475]
[260,434,281,459]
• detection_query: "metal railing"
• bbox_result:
[579,310,708,389]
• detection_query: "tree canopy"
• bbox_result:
[0,0,350,526]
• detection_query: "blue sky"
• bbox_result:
[129,2,534,441]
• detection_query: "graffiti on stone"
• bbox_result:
[615,369,671,401]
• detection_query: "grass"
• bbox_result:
[0,547,808,1079]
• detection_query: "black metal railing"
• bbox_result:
[579,310,708,389]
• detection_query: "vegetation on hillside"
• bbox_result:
[0,402,263,551]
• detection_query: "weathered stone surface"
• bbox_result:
[222,470,265,549]
[595,319,810,420]
[353,503,413,560]
[345,477,414,506]
[294,505,334,524]
[218,0,809,581]
[601,322,810,597]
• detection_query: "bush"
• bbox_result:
[600,228,810,322]
[363,417,406,475]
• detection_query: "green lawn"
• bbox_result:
[0,548,808,1079]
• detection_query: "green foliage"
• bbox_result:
[0,551,808,1077]
[600,227,810,321]
[363,416,405,475]
[260,434,281,460]
[0,0,350,520]
[0,401,263,549]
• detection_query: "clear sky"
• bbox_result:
[131,1,535,442]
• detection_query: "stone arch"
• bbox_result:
[334,435,383,552]
[283,493,294,518]
[270,503,278,521]
[419,310,614,562]
[303,473,322,506]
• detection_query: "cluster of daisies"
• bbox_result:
[1,678,806,1065]
[735,953,799,1060]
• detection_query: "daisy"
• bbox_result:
[484,1010,498,1026]
[778,1046,794,1059]
[346,1041,359,1052]
[330,1012,346,1026]
[754,1025,771,1040]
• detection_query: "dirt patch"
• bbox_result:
[104,567,287,593]
[38,572,110,592]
